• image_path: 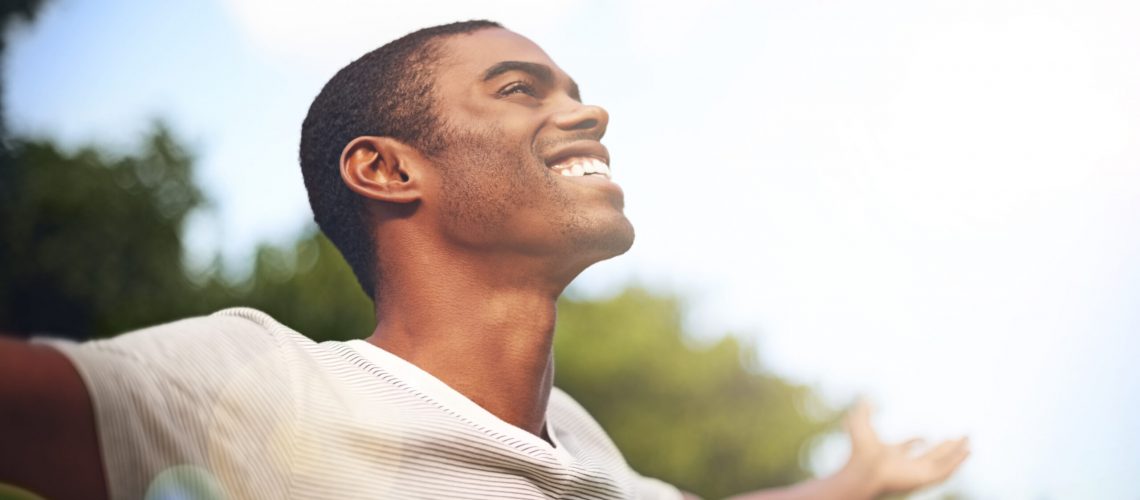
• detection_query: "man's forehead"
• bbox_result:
[437,28,564,78]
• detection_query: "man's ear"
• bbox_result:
[340,136,423,204]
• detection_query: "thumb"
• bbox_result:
[846,398,879,449]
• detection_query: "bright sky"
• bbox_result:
[7,0,1140,498]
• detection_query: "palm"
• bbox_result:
[845,401,970,496]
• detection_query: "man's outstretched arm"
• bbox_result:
[0,336,108,500]
[687,401,970,500]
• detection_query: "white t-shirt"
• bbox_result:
[44,307,682,500]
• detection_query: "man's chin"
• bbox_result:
[580,217,635,263]
[609,219,636,257]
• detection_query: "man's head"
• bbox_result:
[300,21,632,300]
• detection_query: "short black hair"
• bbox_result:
[299,20,503,299]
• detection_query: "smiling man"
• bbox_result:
[0,21,968,499]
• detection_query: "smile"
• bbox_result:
[548,157,612,179]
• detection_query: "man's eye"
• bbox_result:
[499,81,538,98]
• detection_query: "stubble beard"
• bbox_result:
[431,122,634,262]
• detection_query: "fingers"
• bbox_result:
[897,438,926,455]
[912,437,970,483]
[928,438,970,483]
[917,437,969,464]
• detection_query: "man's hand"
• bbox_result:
[726,400,969,500]
[843,399,971,497]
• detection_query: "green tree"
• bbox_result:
[198,231,376,342]
[555,289,838,499]
[0,126,207,338]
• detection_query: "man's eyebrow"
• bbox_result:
[482,60,582,101]
[482,60,553,83]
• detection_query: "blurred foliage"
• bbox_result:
[556,290,838,499]
[0,123,839,498]
[0,126,375,340]
[0,128,205,337]
[195,232,376,342]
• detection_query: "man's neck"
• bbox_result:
[365,262,564,438]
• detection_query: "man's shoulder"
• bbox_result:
[206,307,314,345]
[38,308,323,427]
[112,307,305,345]
[38,307,320,375]
[35,309,312,500]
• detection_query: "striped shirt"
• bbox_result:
[44,308,682,499]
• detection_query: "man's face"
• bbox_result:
[424,28,633,270]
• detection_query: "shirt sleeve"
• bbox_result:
[37,312,298,500]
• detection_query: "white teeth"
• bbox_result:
[586,158,611,178]
[551,156,612,179]
[580,158,610,179]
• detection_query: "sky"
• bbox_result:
[7,0,1140,498]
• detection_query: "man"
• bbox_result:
[0,20,969,499]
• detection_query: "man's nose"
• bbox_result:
[552,103,609,138]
